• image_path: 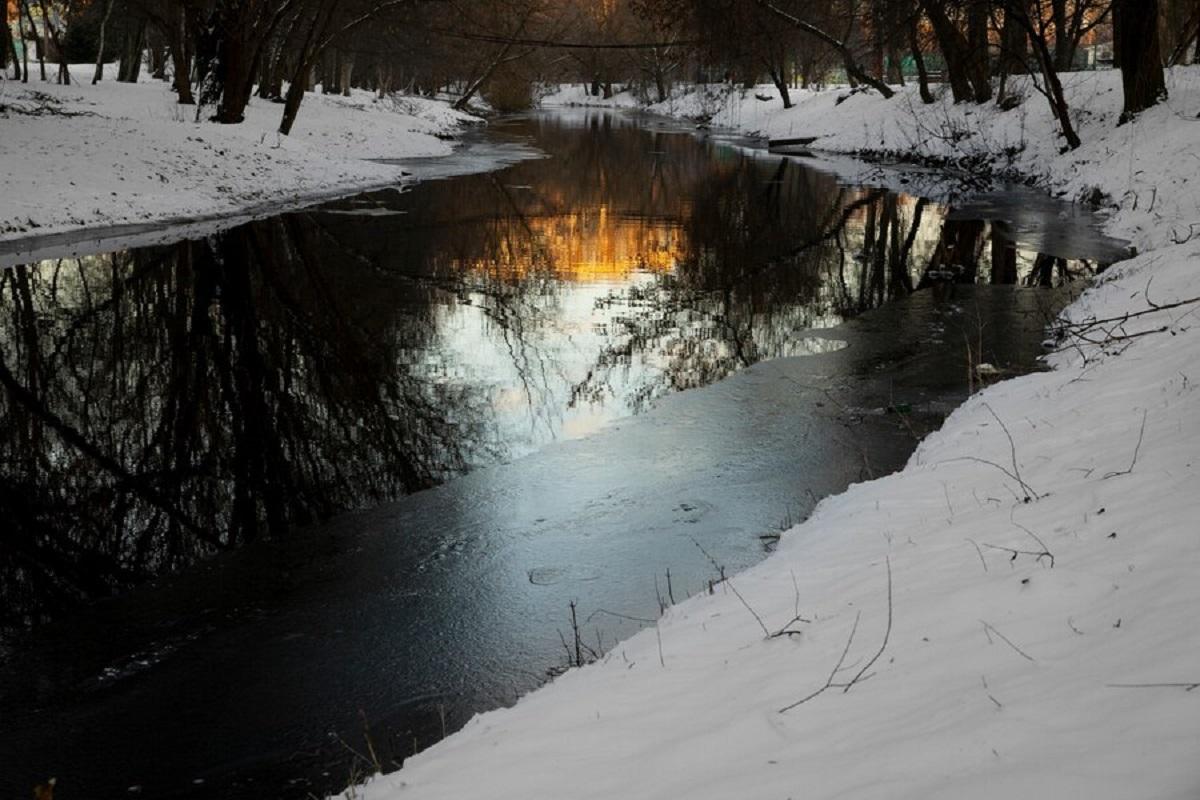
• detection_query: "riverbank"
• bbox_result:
[352,77,1200,797]
[547,68,1198,252]
[0,67,480,253]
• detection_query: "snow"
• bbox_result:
[538,83,644,109]
[0,66,481,254]
[348,70,1200,799]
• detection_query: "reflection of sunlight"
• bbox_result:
[461,209,684,283]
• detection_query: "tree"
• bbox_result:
[754,0,896,98]
[198,0,297,124]
[920,0,991,103]
[1048,0,1112,71]
[1002,0,1083,148]
[92,0,116,83]
[1113,0,1167,121]
[35,0,71,84]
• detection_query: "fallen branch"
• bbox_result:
[1054,295,1200,333]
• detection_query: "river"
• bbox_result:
[0,110,1129,799]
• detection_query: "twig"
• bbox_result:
[981,542,1053,568]
[587,608,657,625]
[727,577,771,638]
[1054,294,1200,332]
[983,403,1037,501]
[691,538,727,585]
[779,611,861,712]
[1103,409,1148,479]
[981,675,1003,709]
[655,621,665,668]
[1107,682,1199,691]
[980,620,1035,662]
[1009,514,1054,567]
[965,538,989,572]
[944,455,1038,501]
[779,559,893,711]
[842,557,893,692]
[769,570,812,638]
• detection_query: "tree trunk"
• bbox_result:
[1008,1,1082,148]
[214,30,257,124]
[278,2,343,135]
[1051,0,1072,70]
[149,31,167,80]
[922,0,972,101]
[996,2,1028,106]
[92,0,116,84]
[20,1,46,82]
[322,50,338,93]
[909,14,935,104]
[118,20,146,83]
[923,0,991,102]
[339,54,353,96]
[965,0,991,101]
[3,19,19,79]
[256,45,276,99]
[167,6,195,105]
[17,9,28,82]
[1113,0,1168,121]
[1195,0,1200,64]
[768,65,793,108]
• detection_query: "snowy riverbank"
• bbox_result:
[0,67,480,255]
[349,74,1200,798]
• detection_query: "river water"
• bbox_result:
[0,111,1128,799]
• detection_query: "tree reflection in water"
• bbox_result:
[0,220,487,625]
[0,112,1094,627]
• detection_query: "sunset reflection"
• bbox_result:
[456,206,684,282]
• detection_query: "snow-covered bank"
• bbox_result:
[347,74,1200,798]
[0,67,480,253]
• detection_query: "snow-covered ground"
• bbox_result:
[0,66,480,252]
[348,72,1200,798]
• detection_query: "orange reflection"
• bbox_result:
[458,207,685,283]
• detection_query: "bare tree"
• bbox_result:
[92,0,116,83]
[1113,0,1167,121]
[754,0,897,98]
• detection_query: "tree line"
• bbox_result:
[640,0,1179,148]
[0,1,1191,143]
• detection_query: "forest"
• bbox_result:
[1,0,1190,138]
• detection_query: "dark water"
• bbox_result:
[0,112,1125,799]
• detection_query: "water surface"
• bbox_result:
[0,111,1122,799]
